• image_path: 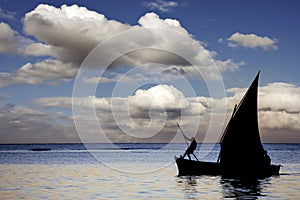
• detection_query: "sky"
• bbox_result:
[0,0,299,143]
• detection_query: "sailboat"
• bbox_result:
[175,72,281,178]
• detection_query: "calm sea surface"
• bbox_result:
[0,143,299,199]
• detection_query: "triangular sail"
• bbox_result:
[219,72,265,174]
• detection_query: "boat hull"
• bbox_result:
[175,157,281,178]
[175,156,221,176]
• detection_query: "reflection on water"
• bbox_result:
[176,173,300,199]
[177,176,199,199]
[176,175,268,199]
[1,165,300,199]
[220,178,266,199]
[176,175,223,199]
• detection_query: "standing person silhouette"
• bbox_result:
[183,136,198,160]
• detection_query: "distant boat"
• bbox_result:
[30,148,51,151]
[176,72,281,178]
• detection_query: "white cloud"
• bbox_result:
[138,12,184,32]
[1,4,240,87]
[34,93,94,108]
[36,85,206,116]
[259,82,300,113]
[34,85,206,142]
[0,22,22,54]
[257,82,300,141]
[21,5,238,77]
[225,82,300,137]
[23,6,192,66]
[129,85,191,112]
[23,42,55,57]
[259,111,300,131]
[23,4,132,64]
[0,59,77,87]
[144,0,179,12]
[227,32,278,51]
[0,7,16,20]
[18,59,77,80]
[5,81,296,143]
[218,38,224,44]
[0,22,38,55]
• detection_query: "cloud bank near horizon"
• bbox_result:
[1,83,299,143]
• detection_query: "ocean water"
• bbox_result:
[0,143,299,199]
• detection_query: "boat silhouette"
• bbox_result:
[176,72,281,178]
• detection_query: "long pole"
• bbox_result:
[177,123,189,147]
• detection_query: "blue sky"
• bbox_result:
[0,0,299,143]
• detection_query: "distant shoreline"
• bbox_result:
[1,142,300,145]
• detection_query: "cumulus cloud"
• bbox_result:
[259,82,300,114]
[128,85,202,116]
[37,85,206,118]
[259,111,300,131]
[23,4,132,64]
[0,4,241,88]
[0,22,40,55]
[0,59,77,87]
[138,12,186,33]
[34,85,207,142]
[0,22,23,54]
[257,82,300,142]
[0,4,239,87]
[225,82,300,141]
[23,42,55,57]
[144,0,179,12]
[227,82,300,114]
[227,32,278,51]
[22,6,237,73]
[23,7,191,66]
[2,81,295,143]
